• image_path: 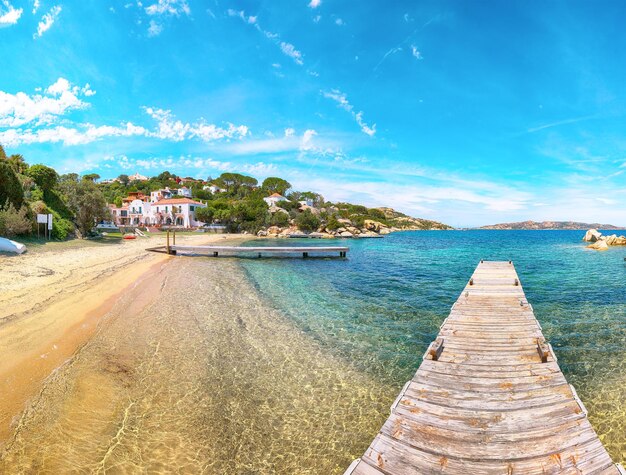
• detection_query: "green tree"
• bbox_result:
[262,177,291,196]
[27,164,58,191]
[6,154,29,175]
[215,173,258,193]
[195,206,214,223]
[295,209,320,232]
[0,161,24,208]
[63,179,108,236]
[82,173,100,182]
[117,174,130,186]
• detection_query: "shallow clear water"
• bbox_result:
[241,230,626,461]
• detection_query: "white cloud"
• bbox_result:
[308,0,321,8]
[0,122,148,147]
[0,1,22,26]
[34,5,61,38]
[222,129,320,155]
[335,18,344,26]
[229,9,305,66]
[143,107,248,143]
[147,19,163,36]
[279,42,303,65]
[0,78,93,127]
[145,0,190,16]
[321,89,377,136]
[411,45,423,60]
[32,0,39,14]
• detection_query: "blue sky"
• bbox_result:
[1,0,625,226]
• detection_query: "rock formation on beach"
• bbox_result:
[583,228,626,250]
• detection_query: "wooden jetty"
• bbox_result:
[146,232,348,258]
[346,261,622,475]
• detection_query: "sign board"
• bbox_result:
[37,214,48,224]
[48,214,53,230]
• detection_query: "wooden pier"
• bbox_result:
[346,261,622,475]
[146,232,348,258]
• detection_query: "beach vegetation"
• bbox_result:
[0,160,24,208]
[0,202,32,237]
[26,165,59,192]
[295,209,321,232]
[262,177,291,196]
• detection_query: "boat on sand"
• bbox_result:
[0,237,26,254]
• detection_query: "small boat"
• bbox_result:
[123,234,137,240]
[0,237,26,254]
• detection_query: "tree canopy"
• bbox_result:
[262,177,291,196]
[27,164,59,191]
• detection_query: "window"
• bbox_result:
[190,206,195,211]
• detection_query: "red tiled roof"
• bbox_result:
[268,193,285,198]
[153,198,205,205]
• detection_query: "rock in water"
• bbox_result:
[583,229,602,242]
[587,240,609,251]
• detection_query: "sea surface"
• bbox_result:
[241,230,626,462]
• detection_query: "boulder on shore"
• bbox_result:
[587,240,609,251]
[339,231,354,238]
[583,229,602,242]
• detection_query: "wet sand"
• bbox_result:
[0,239,393,473]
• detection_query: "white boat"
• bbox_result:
[0,237,26,254]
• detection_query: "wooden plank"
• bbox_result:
[348,261,617,474]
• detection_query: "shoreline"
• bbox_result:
[0,232,248,446]
[0,235,393,473]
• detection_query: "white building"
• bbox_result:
[150,188,174,203]
[111,194,206,228]
[176,186,192,198]
[203,184,226,194]
[150,198,207,227]
[263,193,287,206]
[129,172,149,182]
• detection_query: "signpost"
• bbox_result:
[36,213,53,240]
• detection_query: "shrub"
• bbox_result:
[0,161,24,208]
[0,202,32,237]
[325,215,341,231]
[295,209,320,232]
[270,211,290,227]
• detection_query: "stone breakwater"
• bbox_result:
[583,228,626,250]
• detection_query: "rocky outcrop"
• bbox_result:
[583,229,626,250]
[583,229,602,242]
[587,240,609,251]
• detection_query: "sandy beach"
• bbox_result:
[0,234,393,473]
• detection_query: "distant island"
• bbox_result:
[479,220,624,230]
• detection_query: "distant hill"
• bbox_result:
[377,207,454,230]
[479,220,624,230]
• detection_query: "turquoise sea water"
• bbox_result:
[241,230,626,460]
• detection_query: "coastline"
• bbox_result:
[0,233,246,446]
[0,234,393,473]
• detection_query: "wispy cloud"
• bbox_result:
[32,0,39,14]
[143,0,190,36]
[526,115,595,133]
[34,5,61,38]
[321,89,376,136]
[410,45,423,60]
[145,0,190,16]
[228,9,304,66]
[0,0,22,26]
[308,0,321,8]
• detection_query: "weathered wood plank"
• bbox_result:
[349,261,617,474]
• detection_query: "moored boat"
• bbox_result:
[0,237,26,254]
